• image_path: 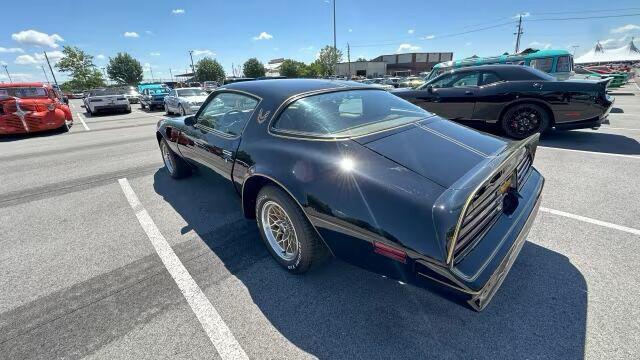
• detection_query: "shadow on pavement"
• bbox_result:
[154,169,588,359]
[541,130,640,155]
[610,107,624,113]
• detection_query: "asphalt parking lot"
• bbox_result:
[1,83,639,360]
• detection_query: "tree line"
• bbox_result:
[55,45,344,91]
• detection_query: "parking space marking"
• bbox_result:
[118,178,249,360]
[540,207,640,236]
[538,146,640,160]
[76,112,90,131]
[634,82,640,92]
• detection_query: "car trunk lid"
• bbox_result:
[353,118,511,189]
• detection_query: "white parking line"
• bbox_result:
[76,112,90,131]
[634,82,640,92]
[118,178,249,360]
[538,146,640,160]
[540,207,640,236]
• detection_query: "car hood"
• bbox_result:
[353,117,510,189]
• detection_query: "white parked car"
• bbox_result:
[82,88,131,115]
[163,88,209,116]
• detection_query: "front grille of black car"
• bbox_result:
[453,149,532,259]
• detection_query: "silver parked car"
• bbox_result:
[164,88,209,116]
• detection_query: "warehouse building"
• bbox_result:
[371,52,454,76]
[336,60,386,78]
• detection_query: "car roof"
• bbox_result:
[0,82,50,88]
[221,78,377,103]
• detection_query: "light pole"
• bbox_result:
[332,0,337,76]
[571,45,580,57]
[43,52,58,88]
[101,67,108,85]
[189,50,195,75]
[169,68,174,83]
[3,64,12,83]
[41,65,50,83]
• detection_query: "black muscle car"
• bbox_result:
[394,64,614,139]
[156,79,544,311]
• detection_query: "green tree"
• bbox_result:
[242,58,266,78]
[356,57,367,62]
[55,46,105,90]
[302,61,323,78]
[106,52,143,85]
[279,59,306,78]
[316,45,343,76]
[195,57,225,83]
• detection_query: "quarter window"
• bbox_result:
[197,92,259,136]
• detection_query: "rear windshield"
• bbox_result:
[272,89,430,138]
[149,88,169,95]
[0,87,48,98]
[90,89,123,96]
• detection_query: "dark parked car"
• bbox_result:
[156,79,544,311]
[393,64,614,139]
[140,87,170,111]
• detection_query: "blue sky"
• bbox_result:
[1,0,640,82]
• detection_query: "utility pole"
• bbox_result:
[347,43,351,79]
[100,67,108,85]
[514,14,523,53]
[43,52,59,88]
[332,0,337,76]
[169,68,174,83]
[150,67,155,82]
[189,50,195,74]
[41,65,50,83]
[3,64,12,83]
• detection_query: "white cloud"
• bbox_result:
[529,41,551,49]
[465,42,472,46]
[348,28,353,33]
[408,29,415,34]
[11,30,64,48]
[513,12,530,19]
[145,30,155,36]
[149,52,161,56]
[14,50,64,65]
[172,9,185,15]
[0,47,24,53]
[423,35,435,40]
[123,32,139,38]
[611,24,640,33]
[96,54,106,60]
[0,60,6,66]
[0,72,33,81]
[396,43,421,53]
[600,34,630,48]
[192,49,215,57]
[299,45,314,52]
[253,32,273,40]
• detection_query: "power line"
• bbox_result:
[532,7,640,15]
[528,12,640,22]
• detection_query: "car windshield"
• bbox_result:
[273,89,430,138]
[177,89,207,97]
[0,87,48,98]
[149,88,169,95]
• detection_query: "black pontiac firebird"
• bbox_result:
[156,79,544,311]
[394,64,614,139]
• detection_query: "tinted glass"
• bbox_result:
[273,89,429,137]
[556,55,572,72]
[197,92,258,136]
[428,72,479,88]
[480,72,501,86]
[529,57,553,73]
[520,66,557,81]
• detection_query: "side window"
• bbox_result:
[428,74,455,88]
[529,57,553,73]
[480,72,502,86]
[197,92,259,136]
[556,55,571,72]
[451,72,479,87]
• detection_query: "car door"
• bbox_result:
[426,71,479,120]
[470,71,505,122]
[165,90,175,111]
[178,91,259,180]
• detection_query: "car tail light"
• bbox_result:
[373,241,407,263]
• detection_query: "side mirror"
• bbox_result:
[426,85,434,93]
[184,116,196,126]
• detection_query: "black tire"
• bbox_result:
[255,185,326,273]
[141,102,147,110]
[86,106,93,116]
[160,138,192,179]
[500,103,550,139]
[58,122,70,133]
[125,107,132,114]
[179,105,186,116]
